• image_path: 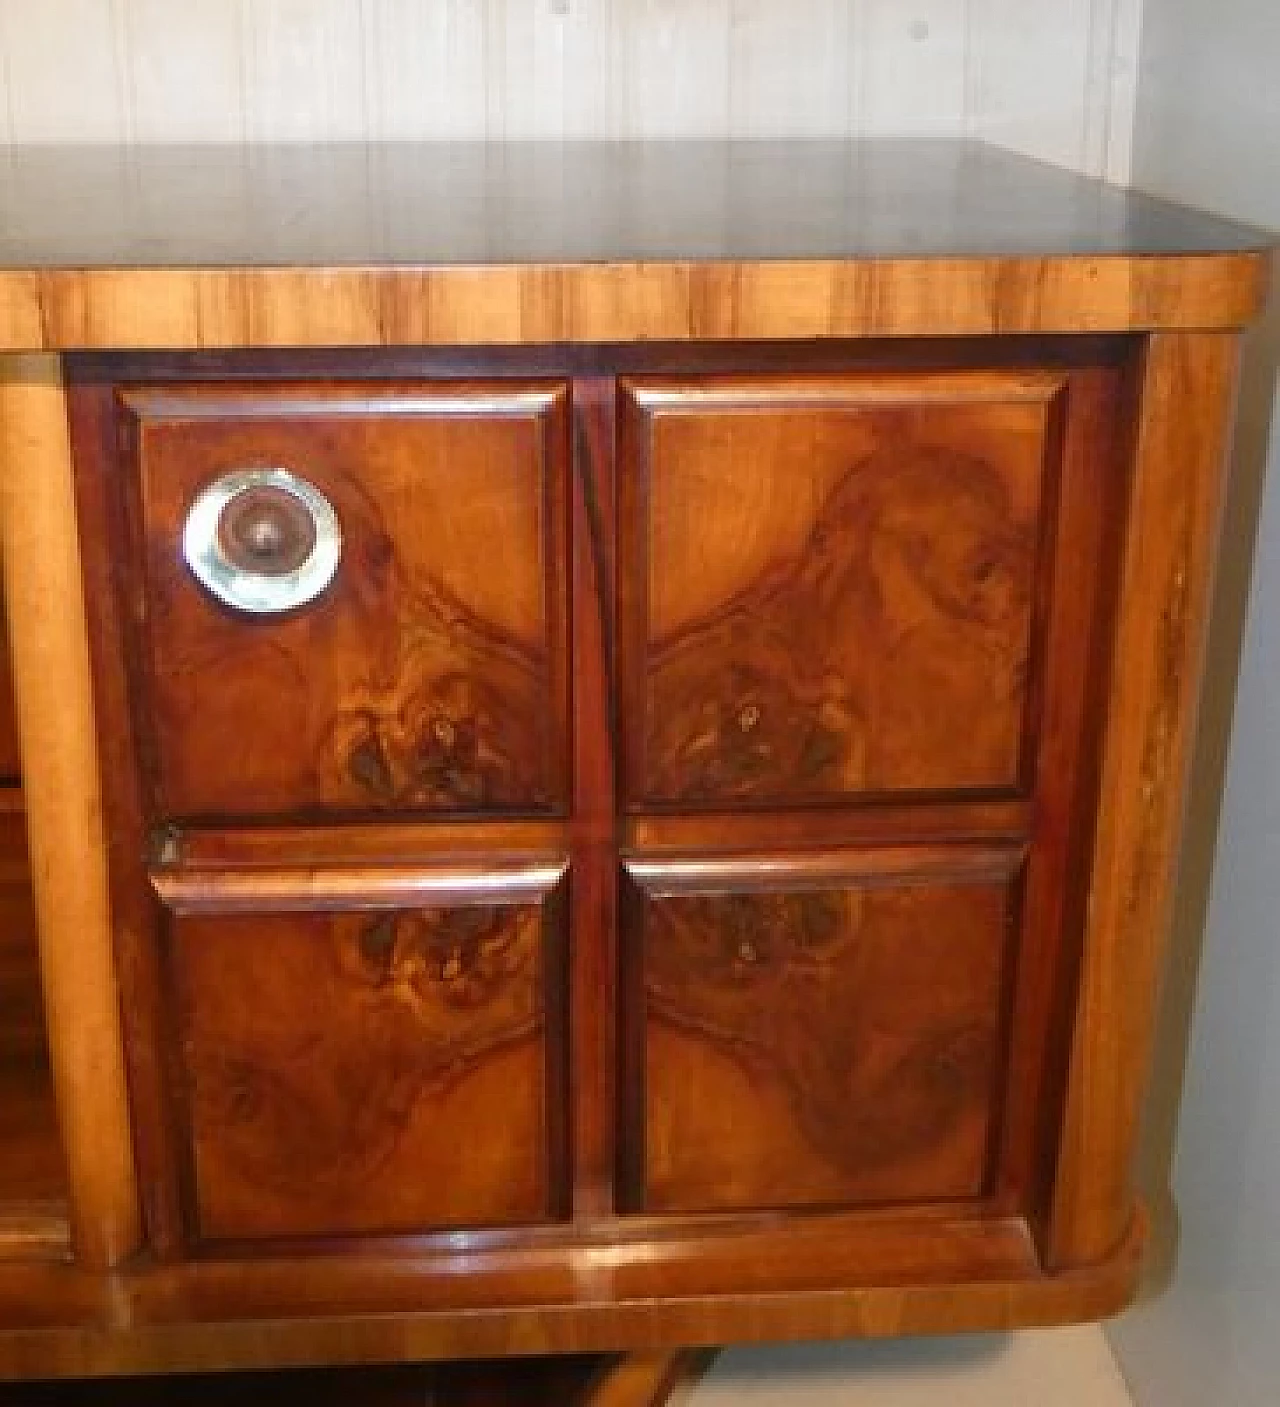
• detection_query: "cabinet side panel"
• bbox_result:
[1048,331,1243,1268]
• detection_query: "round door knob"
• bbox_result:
[182,468,342,614]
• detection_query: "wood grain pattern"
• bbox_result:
[0,1211,1145,1376]
[0,140,1265,352]
[627,853,1021,1213]
[0,357,141,1269]
[622,373,1060,807]
[0,254,1264,355]
[169,877,567,1242]
[567,375,621,1219]
[0,299,1258,1383]
[119,380,570,822]
[1047,332,1243,1269]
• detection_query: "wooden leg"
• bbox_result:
[582,1350,716,1406]
[0,1350,717,1405]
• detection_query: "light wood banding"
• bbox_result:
[0,357,141,1268]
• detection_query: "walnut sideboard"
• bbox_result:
[0,141,1270,1399]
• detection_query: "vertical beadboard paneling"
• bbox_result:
[859,1,969,133]
[492,0,617,140]
[614,0,732,138]
[241,0,367,143]
[0,3,13,146]
[967,0,1098,171]
[0,0,1144,188]
[726,0,852,138]
[363,0,488,141]
[1102,0,1142,181]
[122,0,245,143]
[0,0,125,144]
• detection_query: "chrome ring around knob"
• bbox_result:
[182,468,342,615]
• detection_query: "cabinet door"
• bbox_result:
[623,849,1020,1214]
[120,380,570,823]
[159,862,569,1244]
[620,373,1063,809]
[617,362,1124,1226]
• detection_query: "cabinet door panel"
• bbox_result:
[166,870,568,1244]
[122,380,570,822]
[620,373,1064,808]
[624,849,1021,1215]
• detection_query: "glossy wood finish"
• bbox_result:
[167,874,568,1244]
[122,379,570,822]
[621,372,1061,807]
[1048,332,1243,1270]
[0,358,140,1269]
[617,348,1130,1256]
[0,1212,1144,1377]
[25,338,1134,1366]
[626,851,1022,1214]
[0,146,1267,1384]
[0,143,1268,353]
[0,143,1266,355]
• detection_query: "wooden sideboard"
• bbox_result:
[0,141,1270,1402]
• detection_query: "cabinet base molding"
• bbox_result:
[0,1212,1143,1380]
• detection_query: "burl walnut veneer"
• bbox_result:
[0,141,1270,1402]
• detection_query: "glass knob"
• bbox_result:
[182,468,341,615]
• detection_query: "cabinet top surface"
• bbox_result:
[0,139,1268,269]
[0,140,1269,349]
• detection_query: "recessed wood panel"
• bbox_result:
[621,373,1064,808]
[122,380,569,822]
[166,871,568,1243]
[624,849,1022,1215]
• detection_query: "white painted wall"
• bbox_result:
[1106,0,1280,1404]
[0,0,1139,178]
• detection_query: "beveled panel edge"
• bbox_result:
[0,253,1268,354]
[619,368,1073,411]
[151,856,571,915]
[623,840,1028,897]
[114,378,571,422]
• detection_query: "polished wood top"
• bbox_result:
[0,140,1269,268]
[0,141,1268,348]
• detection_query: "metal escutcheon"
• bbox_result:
[182,468,342,615]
